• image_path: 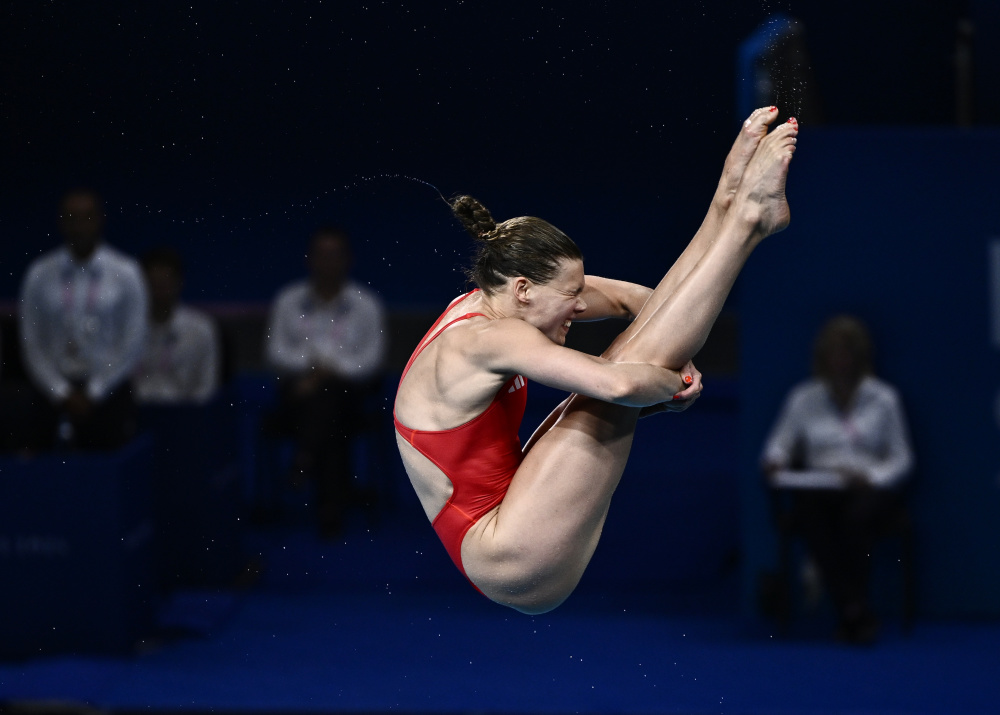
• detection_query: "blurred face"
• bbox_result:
[58,192,104,257]
[825,336,863,383]
[146,264,182,315]
[523,258,587,345]
[309,233,351,287]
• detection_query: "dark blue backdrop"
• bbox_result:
[2,0,997,308]
[739,127,1000,619]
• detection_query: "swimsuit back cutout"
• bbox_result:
[394,290,527,580]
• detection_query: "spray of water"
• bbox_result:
[120,173,449,228]
[759,12,810,121]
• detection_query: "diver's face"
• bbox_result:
[525,258,587,345]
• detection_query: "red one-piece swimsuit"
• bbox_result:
[393,290,527,586]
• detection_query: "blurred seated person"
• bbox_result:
[264,226,387,536]
[17,188,148,451]
[761,315,914,644]
[133,246,221,405]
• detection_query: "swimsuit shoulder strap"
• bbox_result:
[398,290,484,381]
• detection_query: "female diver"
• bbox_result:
[395,107,799,614]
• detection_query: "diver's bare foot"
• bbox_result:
[733,117,798,241]
[714,106,781,211]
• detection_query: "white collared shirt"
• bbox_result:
[133,305,221,404]
[762,376,914,488]
[18,244,149,402]
[264,279,386,382]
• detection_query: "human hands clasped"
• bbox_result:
[640,360,702,417]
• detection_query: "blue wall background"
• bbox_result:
[739,127,1000,619]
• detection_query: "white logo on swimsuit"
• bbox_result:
[508,375,525,393]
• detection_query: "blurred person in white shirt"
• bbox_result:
[264,226,387,536]
[761,314,914,644]
[133,246,221,405]
[18,189,148,451]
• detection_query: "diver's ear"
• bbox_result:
[512,276,532,306]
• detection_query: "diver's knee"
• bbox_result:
[485,582,572,615]
[471,562,578,615]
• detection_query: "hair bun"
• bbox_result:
[451,195,497,241]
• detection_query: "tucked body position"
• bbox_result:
[395,108,799,613]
